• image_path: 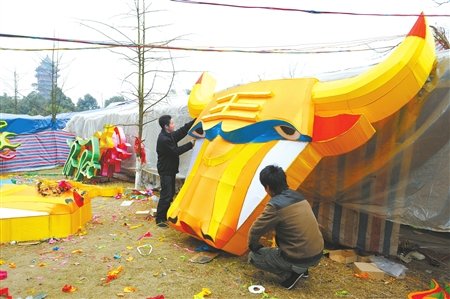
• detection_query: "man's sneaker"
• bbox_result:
[302,269,309,278]
[281,271,306,290]
[156,222,169,228]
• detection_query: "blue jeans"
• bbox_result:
[156,174,175,223]
[248,247,321,280]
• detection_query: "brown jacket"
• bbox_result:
[248,189,324,263]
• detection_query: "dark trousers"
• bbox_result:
[156,174,176,223]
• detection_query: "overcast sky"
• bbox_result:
[0,0,448,107]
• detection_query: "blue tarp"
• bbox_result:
[0,113,76,134]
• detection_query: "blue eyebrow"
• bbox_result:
[189,120,311,143]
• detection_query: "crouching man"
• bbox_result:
[247,165,324,290]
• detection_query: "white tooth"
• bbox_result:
[187,138,204,175]
[238,140,308,228]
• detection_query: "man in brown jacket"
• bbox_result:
[247,165,324,290]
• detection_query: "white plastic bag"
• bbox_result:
[370,256,408,278]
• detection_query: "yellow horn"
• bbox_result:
[188,72,216,118]
[312,13,436,123]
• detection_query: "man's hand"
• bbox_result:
[249,243,263,252]
[191,139,196,147]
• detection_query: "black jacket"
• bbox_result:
[156,119,195,175]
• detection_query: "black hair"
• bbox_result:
[159,115,172,129]
[259,165,289,195]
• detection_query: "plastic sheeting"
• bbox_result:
[0,113,75,135]
[299,50,449,233]
[0,131,74,173]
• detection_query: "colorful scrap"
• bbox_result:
[408,279,450,299]
[62,124,132,181]
[0,121,21,160]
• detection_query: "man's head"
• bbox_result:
[259,165,289,196]
[159,115,175,133]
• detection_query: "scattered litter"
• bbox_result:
[106,265,123,283]
[124,286,136,293]
[137,244,153,256]
[0,288,11,299]
[189,252,219,264]
[398,251,425,263]
[128,224,143,230]
[0,271,7,280]
[173,243,194,253]
[354,262,385,279]
[329,249,357,264]
[136,210,150,217]
[248,285,265,294]
[407,279,450,298]
[137,231,152,240]
[120,200,134,207]
[370,256,408,278]
[32,292,47,299]
[196,244,219,253]
[61,284,77,292]
[194,287,211,298]
[17,241,41,246]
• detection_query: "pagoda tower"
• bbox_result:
[35,55,59,99]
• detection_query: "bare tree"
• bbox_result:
[282,58,306,78]
[0,68,27,114]
[80,0,189,188]
[431,25,450,50]
[432,0,450,5]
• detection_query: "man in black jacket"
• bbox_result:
[155,115,195,228]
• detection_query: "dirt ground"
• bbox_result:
[0,170,449,299]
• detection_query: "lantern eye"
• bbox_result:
[274,125,300,141]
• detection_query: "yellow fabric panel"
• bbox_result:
[0,201,92,243]
[0,184,28,196]
[168,139,209,215]
[188,72,217,118]
[0,181,121,242]
[313,18,435,123]
[196,78,317,136]
[1,216,50,242]
[285,145,323,189]
[206,141,265,241]
[214,142,274,249]
[310,114,375,157]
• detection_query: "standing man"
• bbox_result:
[247,165,324,290]
[156,115,195,228]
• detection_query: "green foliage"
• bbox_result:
[0,93,16,114]
[76,93,100,111]
[18,91,47,115]
[0,89,76,116]
[104,95,125,107]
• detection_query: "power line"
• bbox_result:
[170,0,450,17]
[0,33,400,54]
